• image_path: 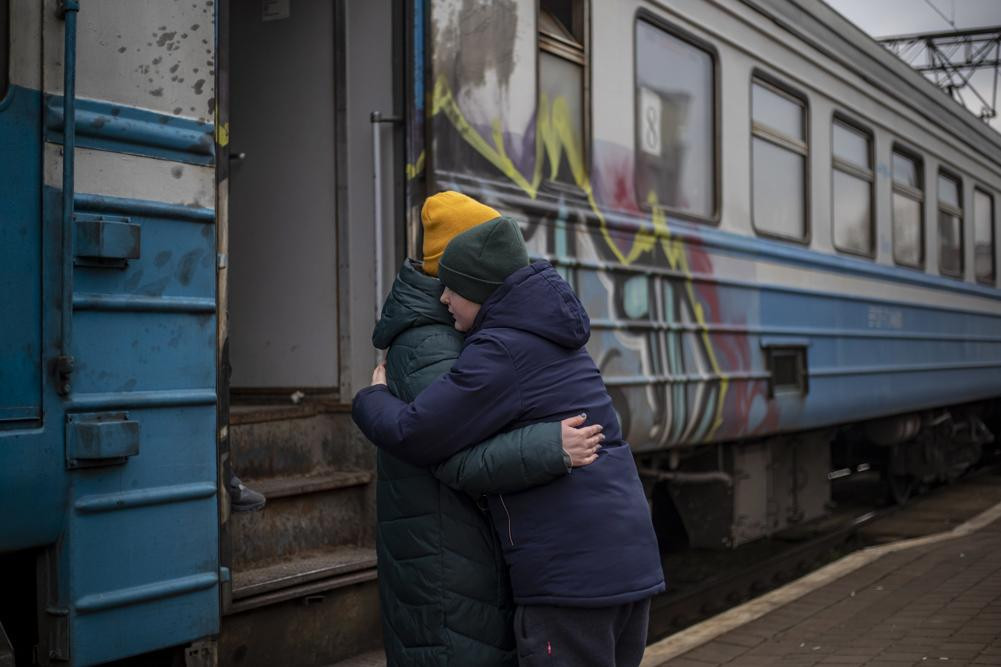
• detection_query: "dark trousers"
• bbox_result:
[514,598,651,666]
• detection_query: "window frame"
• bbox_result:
[749,71,811,245]
[936,167,965,279]
[830,114,875,258]
[537,0,591,191]
[890,144,925,270]
[632,8,721,225]
[973,185,996,286]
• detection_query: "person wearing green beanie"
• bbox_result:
[365,194,603,666]
[355,214,665,667]
[434,216,530,332]
[438,216,529,305]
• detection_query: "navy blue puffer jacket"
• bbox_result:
[354,261,665,607]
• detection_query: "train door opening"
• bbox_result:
[217,1,399,664]
[227,0,339,395]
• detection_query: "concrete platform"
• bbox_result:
[643,501,1001,666]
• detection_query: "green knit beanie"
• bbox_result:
[438,216,529,304]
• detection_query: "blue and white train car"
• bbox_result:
[1,0,395,664]
[423,0,1001,546]
[1,0,999,665]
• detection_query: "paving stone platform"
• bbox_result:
[645,508,1001,666]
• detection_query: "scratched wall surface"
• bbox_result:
[422,0,1001,453]
[43,0,216,122]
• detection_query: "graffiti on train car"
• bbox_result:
[407,0,786,450]
[412,74,779,449]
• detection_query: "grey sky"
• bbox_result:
[824,0,1001,133]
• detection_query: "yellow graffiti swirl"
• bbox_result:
[427,74,728,440]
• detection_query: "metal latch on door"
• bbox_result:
[74,213,141,266]
[66,412,140,469]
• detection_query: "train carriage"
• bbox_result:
[0,0,998,665]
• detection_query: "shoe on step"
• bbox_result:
[228,475,266,512]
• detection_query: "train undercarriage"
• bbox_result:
[640,399,999,553]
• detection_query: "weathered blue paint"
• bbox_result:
[73,481,216,513]
[75,571,219,613]
[62,402,220,661]
[45,95,215,166]
[0,184,67,552]
[576,250,1001,440]
[73,293,216,313]
[60,0,79,375]
[74,215,141,260]
[76,193,215,223]
[0,85,42,423]
[57,183,219,662]
[2,168,219,666]
[65,413,141,466]
[2,7,222,657]
[67,388,217,411]
[756,284,1001,430]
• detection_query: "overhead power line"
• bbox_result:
[921,0,957,31]
[878,25,1001,122]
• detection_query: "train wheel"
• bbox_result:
[888,444,916,506]
[887,471,915,505]
[885,444,916,505]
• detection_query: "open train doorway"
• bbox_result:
[215,1,402,663]
[227,0,339,395]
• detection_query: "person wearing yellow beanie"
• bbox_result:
[365,191,599,665]
[420,190,500,276]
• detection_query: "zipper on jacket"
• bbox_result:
[498,494,515,546]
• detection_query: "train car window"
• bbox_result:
[937,170,964,278]
[539,0,587,185]
[891,149,924,268]
[1,0,9,100]
[832,118,873,256]
[974,188,996,284]
[634,19,715,220]
[751,78,807,241]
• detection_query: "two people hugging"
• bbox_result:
[352,191,665,667]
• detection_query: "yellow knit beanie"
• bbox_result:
[421,191,500,276]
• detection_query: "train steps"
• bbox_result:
[220,403,382,666]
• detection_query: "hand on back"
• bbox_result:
[561,414,603,467]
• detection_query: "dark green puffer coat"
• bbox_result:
[373,259,569,667]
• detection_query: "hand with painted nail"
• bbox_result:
[560,413,604,467]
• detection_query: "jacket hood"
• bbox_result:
[372,259,453,349]
[472,261,590,349]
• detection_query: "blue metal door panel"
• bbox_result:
[0,85,42,422]
[67,406,218,664]
[59,194,219,665]
[2,6,222,662]
[71,311,215,394]
[73,208,216,299]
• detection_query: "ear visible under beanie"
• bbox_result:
[438,217,529,304]
[420,191,501,276]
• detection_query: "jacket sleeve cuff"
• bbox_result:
[538,421,570,476]
[355,384,390,399]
